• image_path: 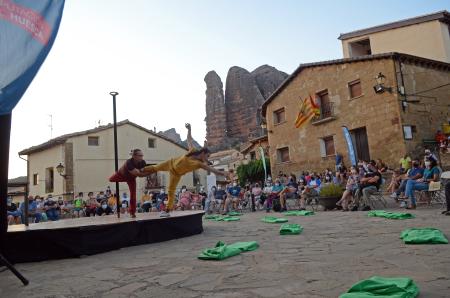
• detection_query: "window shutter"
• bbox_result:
[319,139,326,157]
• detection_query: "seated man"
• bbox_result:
[85,192,99,217]
[266,179,284,212]
[352,163,381,211]
[96,200,114,216]
[391,160,423,201]
[299,175,321,210]
[279,174,298,212]
[44,195,59,221]
[223,182,241,214]
[214,185,227,213]
[7,197,22,225]
[20,195,42,223]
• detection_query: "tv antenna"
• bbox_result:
[48,114,53,138]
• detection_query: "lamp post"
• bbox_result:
[110,91,120,218]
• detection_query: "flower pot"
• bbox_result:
[317,196,340,210]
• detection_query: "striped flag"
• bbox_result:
[294,95,320,129]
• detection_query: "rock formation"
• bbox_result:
[158,128,201,149]
[205,65,288,151]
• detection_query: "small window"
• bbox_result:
[250,151,256,160]
[277,147,290,163]
[148,138,156,148]
[33,173,39,185]
[45,167,54,194]
[317,90,331,118]
[320,136,335,157]
[273,108,286,125]
[88,136,99,146]
[349,80,362,98]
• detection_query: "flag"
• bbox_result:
[342,126,357,166]
[294,95,320,129]
[258,146,267,182]
[0,0,65,115]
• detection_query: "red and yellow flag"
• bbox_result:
[294,95,320,129]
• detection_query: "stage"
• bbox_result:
[4,211,204,263]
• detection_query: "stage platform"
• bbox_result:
[4,211,204,263]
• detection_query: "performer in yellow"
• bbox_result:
[143,123,228,217]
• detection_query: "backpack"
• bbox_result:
[272,198,281,212]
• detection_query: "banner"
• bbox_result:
[342,126,357,166]
[0,0,65,115]
[258,146,267,182]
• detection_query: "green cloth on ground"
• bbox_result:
[283,210,314,216]
[198,241,259,260]
[227,241,259,252]
[261,216,288,223]
[227,211,243,216]
[204,215,240,221]
[368,210,415,220]
[400,228,448,244]
[279,224,303,235]
[222,216,240,221]
[339,276,419,298]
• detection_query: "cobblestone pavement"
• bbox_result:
[1,207,449,297]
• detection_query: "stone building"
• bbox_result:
[240,135,269,161]
[205,65,287,151]
[339,10,450,63]
[19,120,206,199]
[262,53,450,175]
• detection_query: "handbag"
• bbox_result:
[428,181,441,191]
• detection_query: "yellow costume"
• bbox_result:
[143,148,204,210]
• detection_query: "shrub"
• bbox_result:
[319,183,344,198]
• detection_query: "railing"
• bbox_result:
[313,102,335,122]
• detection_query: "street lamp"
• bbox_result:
[56,162,68,179]
[373,72,393,94]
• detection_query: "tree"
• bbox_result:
[236,158,271,186]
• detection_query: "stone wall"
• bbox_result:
[265,57,408,175]
[396,59,450,159]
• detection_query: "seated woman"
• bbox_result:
[265,179,284,212]
[279,174,298,212]
[376,159,388,173]
[336,166,359,211]
[404,159,440,209]
[7,197,22,225]
[386,168,402,194]
[177,186,192,210]
[251,183,263,211]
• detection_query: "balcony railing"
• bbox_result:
[312,102,336,124]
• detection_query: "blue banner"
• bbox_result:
[342,126,357,166]
[0,0,65,115]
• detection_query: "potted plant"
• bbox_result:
[317,183,344,210]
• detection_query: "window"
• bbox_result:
[320,136,335,157]
[250,151,256,160]
[33,173,39,185]
[88,136,99,146]
[349,80,362,98]
[148,138,156,148]
[45,167,54,193]
[317,90,332,118]
[348,39,371,58]
[273,108,286,125]
[277,147,290,163]
[402,125,416,140]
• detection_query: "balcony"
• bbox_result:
[312,102,336,125]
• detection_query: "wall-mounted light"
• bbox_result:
[56,162,68,179]
[373,72,393,94]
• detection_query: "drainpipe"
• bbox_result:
[18,154,29,226]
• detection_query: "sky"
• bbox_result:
[7,0,450,178]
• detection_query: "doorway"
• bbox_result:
[350,127,370,162]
